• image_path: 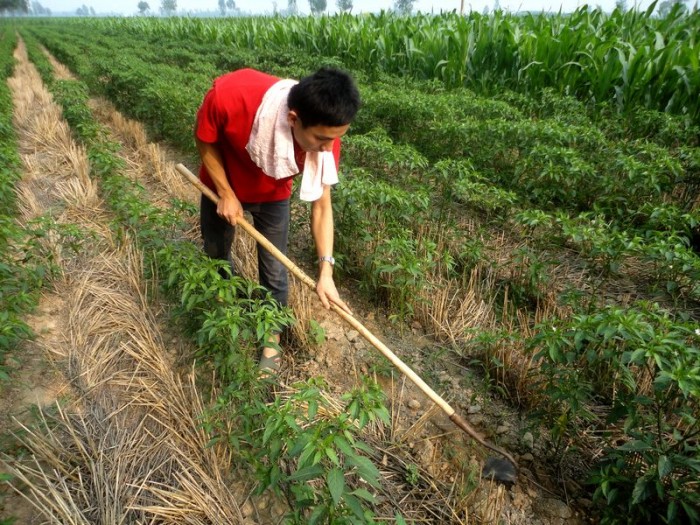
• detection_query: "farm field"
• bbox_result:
[1,8,700,525]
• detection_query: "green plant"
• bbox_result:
[556,212,640,276]
[366,354,394,378]
[464,329,522,402]
[636,231,700,302]
[366,234,437,322]
[254,376,389,524]
[309,319,326,346]
[514,144,598,210]
[504,245,550,309]
[529,303,700,523]
[405,463,420,487]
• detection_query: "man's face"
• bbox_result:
[288,111,350,153]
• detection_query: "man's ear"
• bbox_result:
[287,109,299,127]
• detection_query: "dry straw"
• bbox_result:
[4,245,245,524]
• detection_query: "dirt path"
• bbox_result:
[1,41,590,524]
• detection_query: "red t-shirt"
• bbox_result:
[195,68,341,203]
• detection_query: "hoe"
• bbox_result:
[177,163,518,483]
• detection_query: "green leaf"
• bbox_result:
[262,421,276,445]
[354,440,374,455]
[298,442,317,468]
[682,500,700,523]
[667,500,678,523]
[343,493,365,520]
[288,435,309,457]
[308,503,329,525]
[631,476,651,505]
[629,347,647,364]
[334,434,356,457]
[325,446,340,466]
[346,455,381,488]
[288,463,324,483]
[326,468,345,506]
[269,438,282,461]
[351,487,377,503]
[658,455,673,479]
[618,439,652,452]
[308,399,318,420]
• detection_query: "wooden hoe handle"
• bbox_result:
[176,163,517,467]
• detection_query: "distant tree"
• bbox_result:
[0,0,29,13]
[657,0,687,16]
[336,0,352,12]
[615,0,627,10]
[218,0,225,13]
[287,0,297,14]
[137,1,149,14]
[393,0,414,14]
[309,0,326,14]
[75,3,90,15]
[226,0,235,9]
[89,5,95,14]
[30,0,51,14]
[160,0,176,14]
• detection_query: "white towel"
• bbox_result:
[246,79,339,202]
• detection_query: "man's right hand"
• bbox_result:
[217,193,244,226]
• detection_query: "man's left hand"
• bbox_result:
[316,274,352,315]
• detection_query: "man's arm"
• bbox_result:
[311,185,352,314]
[196,136,243,225]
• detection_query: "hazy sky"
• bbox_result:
[41,0,659,16]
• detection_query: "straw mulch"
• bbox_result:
[4,245,245,524]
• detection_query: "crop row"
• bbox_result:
[0,29,62,381]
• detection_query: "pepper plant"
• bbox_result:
[529,302,700,524]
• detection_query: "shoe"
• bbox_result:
[258,348,281,377]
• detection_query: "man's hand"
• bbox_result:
[316,274,352,315]
[217,193,244,226]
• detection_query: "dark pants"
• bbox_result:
[200,195,290,307]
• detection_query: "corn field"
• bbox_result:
[85,4,700,120]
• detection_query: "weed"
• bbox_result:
[308,319,326,346]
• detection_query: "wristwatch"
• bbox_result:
[318,256,335,266]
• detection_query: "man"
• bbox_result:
[195,67,359,374]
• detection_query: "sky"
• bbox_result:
[39,0,660,16]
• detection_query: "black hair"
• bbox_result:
[287,67,360,128]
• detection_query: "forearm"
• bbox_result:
[196,136,243,225]
[310,187,352,313]
[311,188,334,278]
[196,137,236,200]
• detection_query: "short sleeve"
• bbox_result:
[195,85,221,144]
